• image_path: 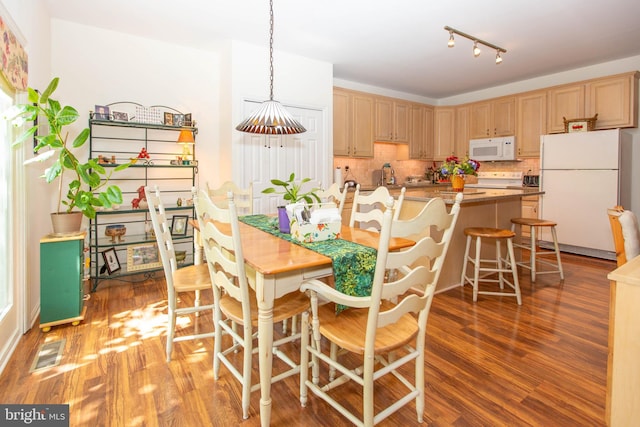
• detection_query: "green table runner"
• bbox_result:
[239,215,377,311]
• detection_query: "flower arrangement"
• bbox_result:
[440,156,480,177]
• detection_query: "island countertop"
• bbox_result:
[402,187,543,204]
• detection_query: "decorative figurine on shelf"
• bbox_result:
[136,147,152,165]
[131,186,148,209]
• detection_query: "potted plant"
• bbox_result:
[8,77,130,233]
[440,156,480,192]
[261,172,322,205]
[262,173,321,233]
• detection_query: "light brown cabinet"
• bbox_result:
[520,195,539,238]
[409,104,433,160]
[333,88,374,158]
[469,96,516,138]
[586,72,639,130]
[374,97,410,143]
[547,84,586,133]
[433,107,456,160]
[516,91,547,158]
[454,105,470,158]
[547,71,639,133]
[607,255,640,426]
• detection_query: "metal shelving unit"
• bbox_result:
[88,107,198,291]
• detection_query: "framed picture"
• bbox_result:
[127,243,163,272]
[101,247,121,275]
[171,215,189,236]
[173,114,185,127]
[112,111,129,122]
[94,105,111,120]
[164,112,174,126]
[184,113,192,127]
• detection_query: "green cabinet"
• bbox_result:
[40,233,86,331]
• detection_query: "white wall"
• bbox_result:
[50,19,221,191]
[229,40,334,186]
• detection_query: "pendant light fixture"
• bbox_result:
[236,0,306,135]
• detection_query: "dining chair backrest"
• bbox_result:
[608,205,640,266]
[194,189,251,323]
[146,185,179,289]
[316,182,347,216]
[206,181,253,215]
[349,184,405,231]
[389,192,464,292]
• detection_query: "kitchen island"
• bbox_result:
[396,187,544,292]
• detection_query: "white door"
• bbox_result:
[235,101,328,214]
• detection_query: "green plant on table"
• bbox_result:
[7,77,130,219]
[262,172,321,205]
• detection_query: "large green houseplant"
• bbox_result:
[9,77,129,233]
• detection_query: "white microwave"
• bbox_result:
[468,136,516,161]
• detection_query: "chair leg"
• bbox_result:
[241,323,253,420]
[472,236,481,302]
[460,235,472,288]
[551,226,565,280]
[300,311,310,407]
[496,240,504,289]
[507,239,522,305]
[166,302,176,362]
[530,226,537,282]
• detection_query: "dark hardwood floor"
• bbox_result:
[0,253,613,426]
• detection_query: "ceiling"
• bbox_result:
[44,0,640,99]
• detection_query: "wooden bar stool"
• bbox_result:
[460,227,522,305]
[510,218,564,282]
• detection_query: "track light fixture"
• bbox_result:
[473,41,481,57]
[447,30,455,48]
[444,25,506,64]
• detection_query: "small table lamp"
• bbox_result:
[177,129,195,162]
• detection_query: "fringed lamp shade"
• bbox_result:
[235,100,306,135]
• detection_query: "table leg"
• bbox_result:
[256,272,275,426]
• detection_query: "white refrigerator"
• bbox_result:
[540,129,633,260]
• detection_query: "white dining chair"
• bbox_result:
[206,181,253,215]
[193,189,310,419]
[349,184,406,231]
[299,193,463,426]
[316,182,348,216]
[145,185,215,362]
[608,206,640,266]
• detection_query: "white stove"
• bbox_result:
[466,171,523,189]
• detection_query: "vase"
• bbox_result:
[451,175,465,192]
[277,206,290,234]
[50,212,84,235]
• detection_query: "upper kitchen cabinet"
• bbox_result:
[333,87,374,158]
[586,72,639,130]
[516,90,547,158]
[374,96,410,143]
[454,105,470,158]
[547,71,639,133]
[469,96,516,138]
[408,104,434,160]
[547,83,585,133]
[433,107,455,160]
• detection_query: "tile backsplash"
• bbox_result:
[333,142,539,186]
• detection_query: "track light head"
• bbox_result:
[473,41,481,57]
[448,31,455,48]
[495,51,503,64]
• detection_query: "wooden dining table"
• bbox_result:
[190,218,414,426]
